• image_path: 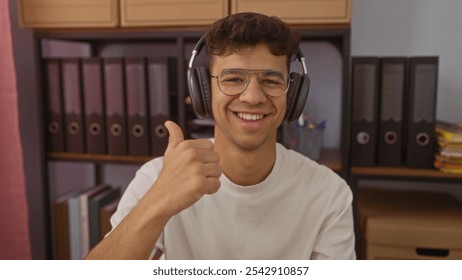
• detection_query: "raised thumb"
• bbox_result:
[165,120,184,152]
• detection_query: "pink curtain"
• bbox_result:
[0,1,31,259]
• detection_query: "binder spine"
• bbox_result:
[377,57,408,166]
[350,57,380,166]
[405,56,439,168]
[82,57,106,154]
[104,58,127,155]
[125,57,150,156]
[62,58,85,153]
[147,58,171,157]
[44,59,66,152]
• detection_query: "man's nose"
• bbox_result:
[239,75,267,104]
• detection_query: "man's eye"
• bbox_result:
[222,77,245,83]
[262,79,283,86]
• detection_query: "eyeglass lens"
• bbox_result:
[216,69,289,97]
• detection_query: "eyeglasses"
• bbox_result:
[211,68,291,97]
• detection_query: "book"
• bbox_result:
[438,147,462,158]
[434,120,462,174]
[51,189,79,260]
[79,184,111,258]
[88,187,121,248]
[68,194,81,260]
[436,120,462,143]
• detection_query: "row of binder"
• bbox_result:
[44,57,176,157]
[351,56,439,168]
[52,184,121,260]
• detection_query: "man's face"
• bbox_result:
[210,44,288,151]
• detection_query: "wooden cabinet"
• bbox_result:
[18,0,119,28]
[350,167,462,259]
[18,0,350,29]
[120,0,229,27]
[232,0,351,24]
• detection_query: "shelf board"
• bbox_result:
[351,166,462,180]
[47,152,154,164]
[48,148,343,171]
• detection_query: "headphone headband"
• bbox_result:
[188,35,206,69]
[188,35,308,75]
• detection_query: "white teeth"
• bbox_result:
[237,113,264,120]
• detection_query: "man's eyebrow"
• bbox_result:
[240,68,285,75]
[261,70,285,78]
[222,68,244,74]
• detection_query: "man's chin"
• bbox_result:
[231,134,275,152]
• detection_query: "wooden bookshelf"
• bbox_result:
[49,148,343,171]
[32,25,351,260]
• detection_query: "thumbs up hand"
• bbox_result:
[148,120,222,217]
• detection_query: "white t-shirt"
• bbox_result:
[111,143,356,259]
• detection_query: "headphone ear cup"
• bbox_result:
[285,72,311,124]
[285,73,301,122]
[196,67,213,117]
[187,67,206,118]
[187,66,212,118]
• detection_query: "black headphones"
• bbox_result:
[187,35,310,124]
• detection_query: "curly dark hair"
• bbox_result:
[205,12,300,70]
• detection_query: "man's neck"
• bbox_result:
[214,137,277,186]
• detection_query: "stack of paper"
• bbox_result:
[434,120,462,174]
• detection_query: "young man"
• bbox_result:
[85,12,355,260]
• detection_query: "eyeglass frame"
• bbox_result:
[210,68,292,97]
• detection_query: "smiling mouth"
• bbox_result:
[236,112,265,121]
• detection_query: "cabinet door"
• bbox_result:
[120,0,229,27]
[232,0,351,24]
[18,0,119,28]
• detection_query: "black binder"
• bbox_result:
[82,58,106,154]
[147,58,171,157]
[405,56,439,168]
[125,58,150,156]
[351,57,380,166]
[103,58,127,155]
[377,57,408,166]
[44,59,65,152]
[62,58,85,153]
